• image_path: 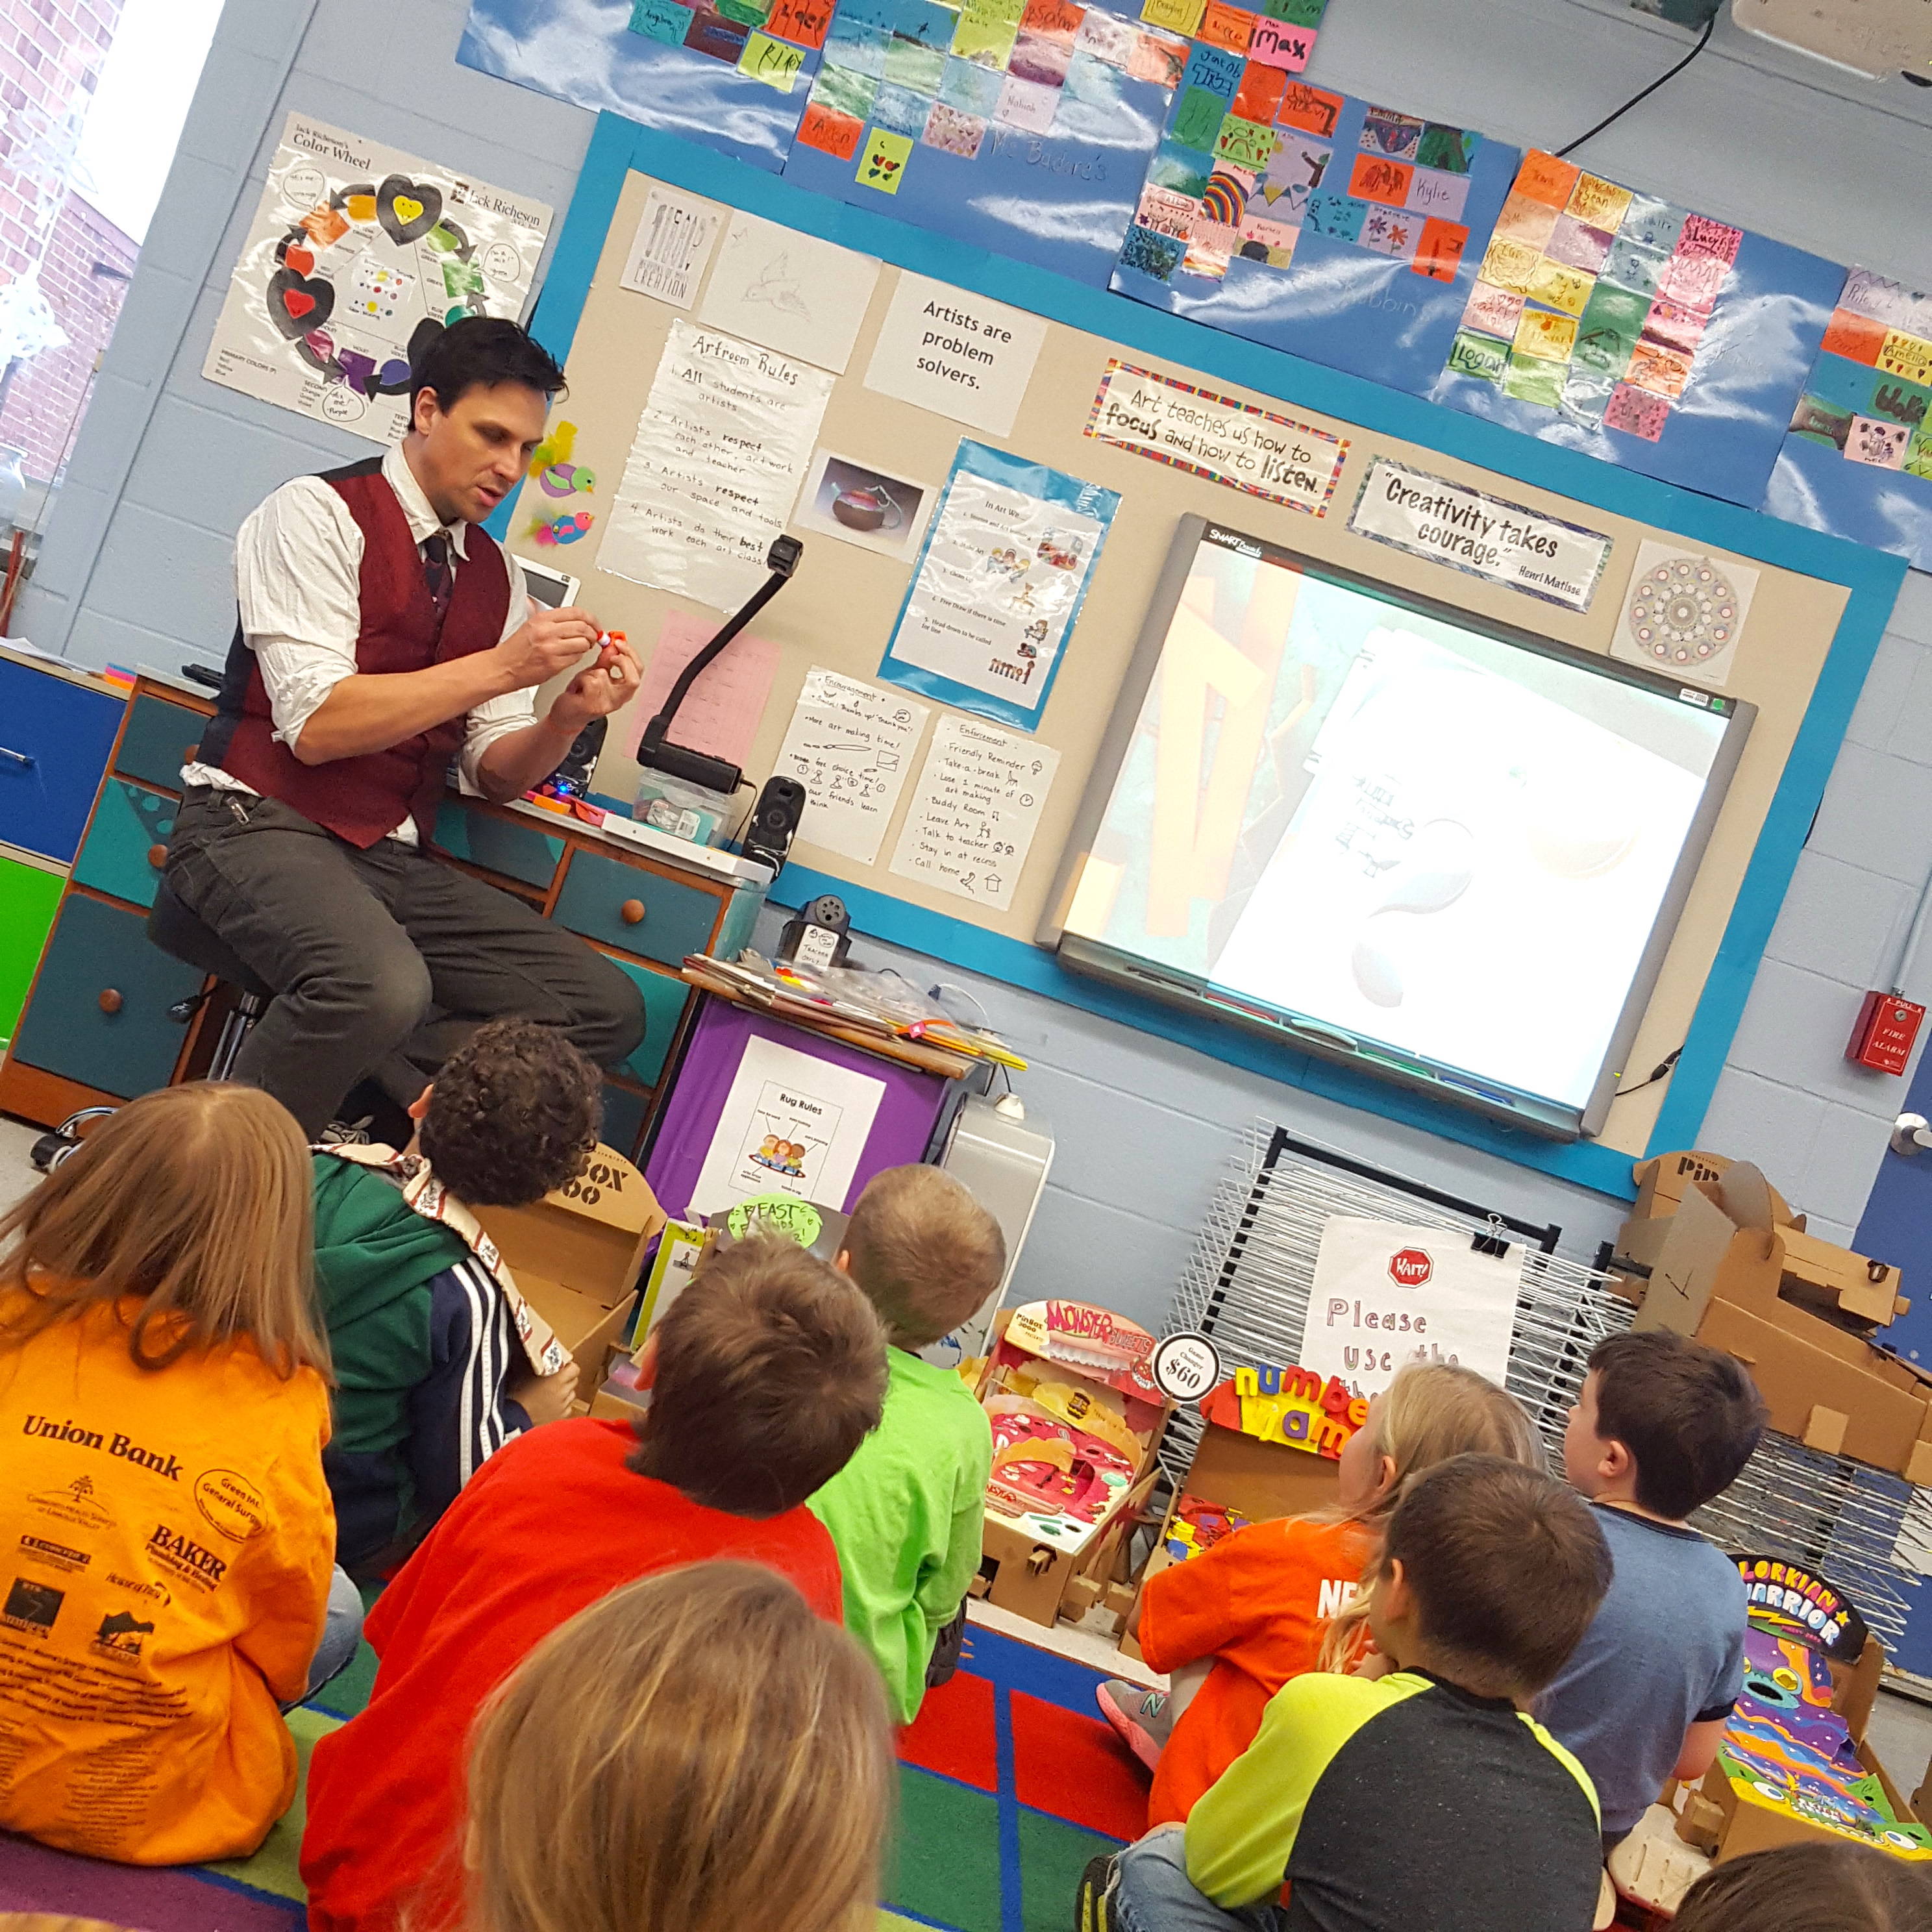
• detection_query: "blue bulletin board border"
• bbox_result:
[522,112,1909,1204]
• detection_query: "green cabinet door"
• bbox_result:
[10,893,204,1097]
[0,855,63,1044]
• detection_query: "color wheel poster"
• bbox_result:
[460,0,826,173]
[203,115,553,445]
[1111,68,1520,398]
[781,0,1179,290]
[880,440,1119,730]
[1428,149,1844,506]
[1762,267,1932,571]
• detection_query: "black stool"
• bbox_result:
[31,886,277,1173]
[148,879,274,1081]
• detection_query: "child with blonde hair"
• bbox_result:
[808,1163,1004,1723]
[0,1082,357,1864]
[452,1562,893,1932]
[1098,1361,1542,1827]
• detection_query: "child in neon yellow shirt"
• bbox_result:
[808,1165,1004,1724]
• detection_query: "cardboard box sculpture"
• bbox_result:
[974,1302,1171,1628]
[475,1143,664,1397]
[1612,1154,1931,1483]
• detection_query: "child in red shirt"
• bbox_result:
[300,1237,888,1932]
[1099,1362,1542,1827]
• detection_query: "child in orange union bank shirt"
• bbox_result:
[0,1082,354,1866]
[1098,1362,1544,1828]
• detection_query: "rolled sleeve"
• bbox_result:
[454,554,538,794]
[235,477,365,751]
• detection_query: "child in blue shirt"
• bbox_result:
[1539,1328,1768,1847]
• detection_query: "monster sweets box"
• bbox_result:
[1683,1557,1929,1865]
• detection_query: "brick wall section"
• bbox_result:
[0,191,134,477]
[0,0,127,478]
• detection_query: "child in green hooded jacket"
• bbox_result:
[311,1019,597,1575]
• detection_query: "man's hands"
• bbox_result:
[549,628,642,732]
[507,1356,581,1426]
[491,604,604,693]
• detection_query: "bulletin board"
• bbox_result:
[499,113,1904,1200]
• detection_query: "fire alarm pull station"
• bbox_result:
[1847,992,1927,1076]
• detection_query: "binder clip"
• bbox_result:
[1471,1215,1511,1259]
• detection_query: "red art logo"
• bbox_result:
[1388,1248,1433,1289]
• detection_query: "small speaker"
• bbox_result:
[742,774,806,874]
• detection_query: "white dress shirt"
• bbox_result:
[181,441,536,845]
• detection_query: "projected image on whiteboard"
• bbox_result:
[1053,521,1750,1134]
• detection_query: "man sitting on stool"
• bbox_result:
[164,317,645,1139]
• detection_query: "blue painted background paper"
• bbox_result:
[460,0,818,173]
[879,440,1119,730]
[1111,79,1520,399]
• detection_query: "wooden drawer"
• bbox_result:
[0,656,124,863]
[10,893,203,1098]
[431,799,563,892]
[0,853,64,1042]
[603,954,695,1089]
[600,1080,649,1159]
[553,848,720,969]
[71,780,176,910]
[115,691,208,793]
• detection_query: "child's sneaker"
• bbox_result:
[1096,1679,1170,1770]
[1075,1853,1119,1932]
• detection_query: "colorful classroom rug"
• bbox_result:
[0,1615,1148,1932]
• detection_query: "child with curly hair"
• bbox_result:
[309,1017,604,1574]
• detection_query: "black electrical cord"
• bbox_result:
[1556,12,1717,158]
[1616,1046,1683,1099]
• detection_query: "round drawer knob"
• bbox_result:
[98,989,123,1015]
[619,898,646,925]
[147,843,167,869]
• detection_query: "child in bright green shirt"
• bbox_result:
[808,1165,1004,1724]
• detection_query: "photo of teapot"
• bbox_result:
[830,480,904,533]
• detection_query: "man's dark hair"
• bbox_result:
[629,1237,887,1517]
[408,316,565,413]
[1587,1329,1766,1519]
[1385,1454,1613,1701]
[418,1019,602,1209]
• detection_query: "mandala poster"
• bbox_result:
[203,116,553,445]
[1608,541,1759,689]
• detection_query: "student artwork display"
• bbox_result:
[460,0,830,172]
[601,320,834,608]
[203,115,553,444]
[1430,149,1845,504]
[1763,268,1932,571]
[1111,76,1520,396]
[1300,1217,1524,1399]
[878,440,1118,727]
[780,0,1179,287]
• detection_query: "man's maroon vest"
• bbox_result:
[199,456,512,849]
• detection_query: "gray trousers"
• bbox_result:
[163,787,645,1136]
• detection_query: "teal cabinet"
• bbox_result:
[10,893,203,1098]
[554,848,718,969]
[432,799,564,892]
[71,781,175,910]
[114,691,205,793]
[604,954,696,1089]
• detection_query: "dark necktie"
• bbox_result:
[422,530,454,619]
